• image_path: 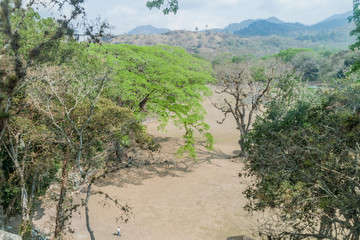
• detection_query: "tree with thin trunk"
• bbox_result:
[0,1,105,232]
[212,62,282,157]
[27,49,112,237]
[0,111,56,238]
[29,64,144,239]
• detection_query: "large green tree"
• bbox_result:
[97,44,215,158]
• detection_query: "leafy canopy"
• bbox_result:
[94,44,215,158]
[349,0,360,50]
[244,73,360,239]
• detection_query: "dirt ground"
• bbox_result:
[33,89,267,240]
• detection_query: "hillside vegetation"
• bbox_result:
[107,11,354,61]
[106,31,337,60]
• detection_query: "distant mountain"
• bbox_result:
[224,19,256,33]
[317,11,352,24]
[266,17,285,24]
[223,17,284,33]
[310,18,350,31]
[233,11,354,43]
[235,20,306,37]
[127,25,170,35]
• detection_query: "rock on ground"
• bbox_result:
[0,230,22,240]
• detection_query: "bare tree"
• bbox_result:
[212,62,277,157]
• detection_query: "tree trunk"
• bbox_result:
[0,165,5,230]
[20,183,31,239]
[235,114,248,157]
[85,182,95,240]
[8,139,31,238]
[0,205,5,230]
[238,138,247,157]
[54,156,69,239]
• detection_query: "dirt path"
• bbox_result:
[34,90,265,240]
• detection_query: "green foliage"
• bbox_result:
[231,54,256,63]
[275,48,313,62]
[245,74,360,238]
[146,0,178,14]
[1,95,59,220]
[296,31,345,43]
[91,98,154,151]
[250,66,267,82]
[0,147,21,217]
[94,44,215,158]
[349,0,360,50]
[11,9,60,60]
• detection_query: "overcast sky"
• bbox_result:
[80,0,352,34]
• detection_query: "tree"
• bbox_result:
[275,48,313,63]
[244,72,360,239]
[27,49,146,239]
[0,4,99,232]
[0,0,90,141]
[27,50,112,237]
[290,51,323,82]
[1,110,57,239]
[146,0,179,14]
[349,0,360,50]
[212,61,290,156]
[97,44,215,158]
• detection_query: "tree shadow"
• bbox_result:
[94,148,193,188]
[32,206,46,221]
[195,146,231,162]
[232,150,241,156]
[94,135,232,188]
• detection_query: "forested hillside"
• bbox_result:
[106,30,343,61]
[111,11,354,60]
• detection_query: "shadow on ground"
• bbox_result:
[94,135,231,188]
